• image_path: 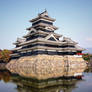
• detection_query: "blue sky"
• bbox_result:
[0,0,92,49]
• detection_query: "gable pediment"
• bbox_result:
[45,34,58,41]
[29,28,36,33]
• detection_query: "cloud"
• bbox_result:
[86,37,92,42]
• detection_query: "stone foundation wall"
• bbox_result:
[6,55,87,80]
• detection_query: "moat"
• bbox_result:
[0,68,92,92]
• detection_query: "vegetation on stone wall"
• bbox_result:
[0,49,12,63]
[82,53,92,62]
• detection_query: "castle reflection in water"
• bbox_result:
[1,63,92,92]
[0,69,84,92]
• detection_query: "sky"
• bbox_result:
[0,0,92,49]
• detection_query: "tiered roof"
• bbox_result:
[30,10,55,22]
[11,10,84,59]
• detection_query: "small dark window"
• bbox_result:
[45,15,49,17]
[31,31,35,33]
[48,37,56,41]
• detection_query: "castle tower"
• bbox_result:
[11,10,84,59]
[7,11,86,80]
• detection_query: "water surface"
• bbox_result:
[0,69,92,92]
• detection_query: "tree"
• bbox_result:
[82,53,92,61]
[0,49,12,63]
[0,50,2,61]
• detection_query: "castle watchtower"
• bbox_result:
[11,10,84,59]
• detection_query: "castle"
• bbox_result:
[11,10,84,58]
[7,10,86,80]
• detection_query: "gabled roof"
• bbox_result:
[28,28,36,32]
[45,34,58,41]
[13,38,26,45]
[62,37,78,45]
[75,45,85,51]
[23,28,37,38]
[30,10,55,22]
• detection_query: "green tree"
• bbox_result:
[83,53,91,61]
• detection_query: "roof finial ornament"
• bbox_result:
[45,8,47,12]
[38,9,48,17]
